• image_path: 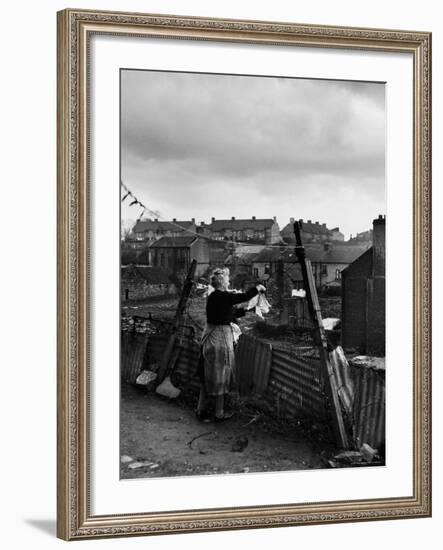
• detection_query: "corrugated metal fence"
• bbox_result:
[235,335,385,448]
[121,319,200,391]
[234,335,327,420]
[121,319,384,450]
[329,347,385,450]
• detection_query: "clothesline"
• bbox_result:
[121,181,295,250]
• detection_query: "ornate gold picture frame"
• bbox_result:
[57,8,431,540]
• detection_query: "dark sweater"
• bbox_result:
[206,287,258,326]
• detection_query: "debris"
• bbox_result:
[120,455,133,464]
[128,461,154,470]
[231,436,249,452]
[242,412,262,427]
[360,443,378,463]
[333,451,363,464]
[149,463,160,470]
[322,317,340,331]
[349,356,385,371]
[187,431,214,449]
[155,376,181,399]
[136,370,157,387]
[328,448,382,468]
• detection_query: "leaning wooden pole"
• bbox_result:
[293,221,349,450]
[156,259,197,383]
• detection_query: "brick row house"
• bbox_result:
[198,216,281,245]
[280,218,344,244]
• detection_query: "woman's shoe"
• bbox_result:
[195,410,213,423]
[214,411,235,422]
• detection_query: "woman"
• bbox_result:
[196,268,266,422]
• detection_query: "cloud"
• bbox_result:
[121,69,385,237]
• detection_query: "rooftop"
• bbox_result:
[150,236,199,248]
[281,219,331,236]
[208,218,277,231]
[133,219,195,233]
[251,243,369,264]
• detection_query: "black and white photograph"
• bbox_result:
[119,68,386,479]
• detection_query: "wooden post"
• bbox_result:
[293,221,349,450]
[276,258,284,309]
[156,259,197,383]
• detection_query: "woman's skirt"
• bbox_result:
[200,324,236,396]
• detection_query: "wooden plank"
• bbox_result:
[293,221,349,450]
[156,260,197,383]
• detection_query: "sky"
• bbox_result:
[121,69,386,239]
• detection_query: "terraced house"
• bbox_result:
[202,216,281,245]
[280,218,344,244]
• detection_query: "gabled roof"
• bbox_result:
[150,236,198,248]
[133,219,195,233]
[250,243,369,265]
[121,265,174,284]
[208,218,277,231]
[341,247,373,276]
[281,220,331,236]
[305,243,369,264]
[252,247,295,263]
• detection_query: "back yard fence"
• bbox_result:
[121,316,384,450]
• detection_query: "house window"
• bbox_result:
[253,268,259,278]
[321,264,328,275]
[335,269,342,280]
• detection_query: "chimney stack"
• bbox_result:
[200,221,205,226]
[308,219,312,224]
[252,216,256,220]
[315,221,319,225]
[154,218,158,222]
[211,217,215,223]
[322,223,326,228]
[273,216,277,222]
[372,215,386,276]
[172,218,177,222]
[290,217,295,224]
[191,218,195,223]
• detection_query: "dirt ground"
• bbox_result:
[120,383,335,479]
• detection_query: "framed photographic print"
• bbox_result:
[57,8,431,540]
